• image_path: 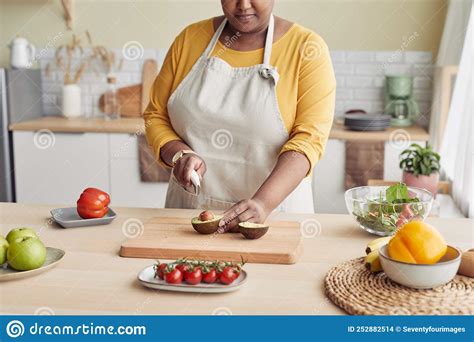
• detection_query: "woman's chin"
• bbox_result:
[229,17,259,32]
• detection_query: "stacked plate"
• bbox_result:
[344,114,391,131]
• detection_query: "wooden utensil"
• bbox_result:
[98,59,158,117]
[120,217,303,264]
[141,59,158,112]
[98,83,141,117]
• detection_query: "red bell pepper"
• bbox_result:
[77,187,110,219]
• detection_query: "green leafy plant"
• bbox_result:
[399,143,440,176]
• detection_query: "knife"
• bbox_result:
[190,170,201,195]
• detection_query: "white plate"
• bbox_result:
[138,265,247,293]
[0,247,65,282]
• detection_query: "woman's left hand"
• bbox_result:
[218,198,270,233]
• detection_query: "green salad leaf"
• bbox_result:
[386,183,409,203]
[352,183,424,234]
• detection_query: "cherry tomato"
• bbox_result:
[164,268,183,284]
[176,264,189,274]
[202,268,218,284]
[401,204,415,219]
[215,262,226,278]
[184,268,202,285]
[156,263,167,280]
[219,266,239,285]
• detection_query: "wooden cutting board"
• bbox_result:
[119,217,303,264]
[141,59,158,112]
[98,84,141,117]
[98,59,158,117]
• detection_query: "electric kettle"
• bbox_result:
[9,36,36,69]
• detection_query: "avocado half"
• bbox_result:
[238,222,269,240]
[191,215,223,234]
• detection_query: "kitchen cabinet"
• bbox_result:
[312,140,347,214]
[109,134,167,208]
[13,131,109,205]
[13,131,168,208]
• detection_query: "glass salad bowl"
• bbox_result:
[345,185,433,236]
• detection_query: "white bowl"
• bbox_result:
[379,244,461,289]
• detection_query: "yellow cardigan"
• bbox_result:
[144,18,336,173]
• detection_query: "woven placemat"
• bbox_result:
[325,257,474,315]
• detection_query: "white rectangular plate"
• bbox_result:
[138,265,247,293]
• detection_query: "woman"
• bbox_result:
[144,0,336,232]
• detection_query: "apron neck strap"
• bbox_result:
[204,15,275,65]
[262,15,275,66]
[204,18,228,58]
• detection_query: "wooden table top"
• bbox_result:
[1,203,470,315]
[9,116,430,141]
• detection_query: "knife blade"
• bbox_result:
[190,170,201,195]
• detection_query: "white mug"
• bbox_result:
[9,37,36,69]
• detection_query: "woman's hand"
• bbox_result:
[217,151,310,233]
[218,198,270,233]
[173,154,206,188]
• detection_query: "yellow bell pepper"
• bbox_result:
[388,221,447,264]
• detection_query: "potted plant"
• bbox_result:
[399,143,441,197]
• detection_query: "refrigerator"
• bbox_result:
[0,68,43,202]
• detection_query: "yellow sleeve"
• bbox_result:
[143,31,184,168]
[279,33,336,176]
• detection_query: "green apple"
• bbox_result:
[6,227,38,244]
[0,235,8,265]
[7,236,46,271]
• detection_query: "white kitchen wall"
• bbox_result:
[38,49,433,122]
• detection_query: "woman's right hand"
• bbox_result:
[173,154,206,188]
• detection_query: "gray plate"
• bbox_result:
[138,265,247,293]
[345,120,391,126]
[344,114,392,121]
[345,122,391,127]
[344,116,391,127]
[346,125,389,131]
[0,247,65,282]
[50,207,116,228]
[344,115,391,131]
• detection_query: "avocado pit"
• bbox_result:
[199,210,214,222]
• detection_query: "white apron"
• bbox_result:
[165,15,314,213]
